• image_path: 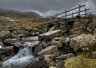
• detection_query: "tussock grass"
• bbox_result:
[65,55,96,68]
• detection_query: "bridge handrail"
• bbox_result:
[53,4,90,18]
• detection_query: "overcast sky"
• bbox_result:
[0,0,95,16]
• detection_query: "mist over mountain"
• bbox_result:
[0,0,96,17]
[0,9,41,18]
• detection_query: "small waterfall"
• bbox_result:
[3,47,34,68]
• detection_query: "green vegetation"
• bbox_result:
[65,54,96,68]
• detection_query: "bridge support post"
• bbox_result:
[65,10,67,19]
[78,4,81,16]
[85,8,87,17]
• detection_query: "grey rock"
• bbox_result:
[25,58,47,68]
[70,34,96,52]
[0,30,10,38]
[56,53,75,60]
[94,28,96,35]
[3,38,18,45]
[0,42,3,48]
[91,51,96,58]
[37,46,58,56]
[22,36,38,41]
[51,37,63,48]
[56,62,64,68]
[33,44,42,56]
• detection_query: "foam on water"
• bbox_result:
[3,47,34,68]
[0,46,2,48]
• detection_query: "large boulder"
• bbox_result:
[32,44,42,56]
[70,34,96,52]
[37,46,58,56]
[0,46,14,60]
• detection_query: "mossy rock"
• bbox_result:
[65,55,96,68]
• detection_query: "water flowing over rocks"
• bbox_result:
[0,14,96,68]
[3,47,34,68]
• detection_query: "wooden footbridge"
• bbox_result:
[42,4,90,23]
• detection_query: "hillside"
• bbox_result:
[0,9,41,18]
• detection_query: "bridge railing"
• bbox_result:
[41,4,90,23]
[54,4,90,19]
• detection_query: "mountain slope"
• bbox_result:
[0,9,41,18]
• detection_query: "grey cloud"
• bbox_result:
[1,0,95,17]
[0,0,81,12]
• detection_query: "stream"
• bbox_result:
[2,46,34,68]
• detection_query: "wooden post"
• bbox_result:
[65,10,67,19]
[85,8,87,17]
[72,12,73,18]
[55,14,57,21]
[78,4,81,16]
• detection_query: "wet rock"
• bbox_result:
[13,41,40,56]
[1,46,14,54]
[3,38,18,45]
[22,36,38,41]
[56,53,75,60]
[25,58,47,68]
[0,48,6,53]
[37,46,58,56]
[0,30,10,38]
[5,46,14,50]
[0,46,14,61]
[33,44,42,56]
[13,41,39,48]
[70,34,96,52]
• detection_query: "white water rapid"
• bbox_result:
[3,47,34,68]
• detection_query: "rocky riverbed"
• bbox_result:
[0,15,96,68]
